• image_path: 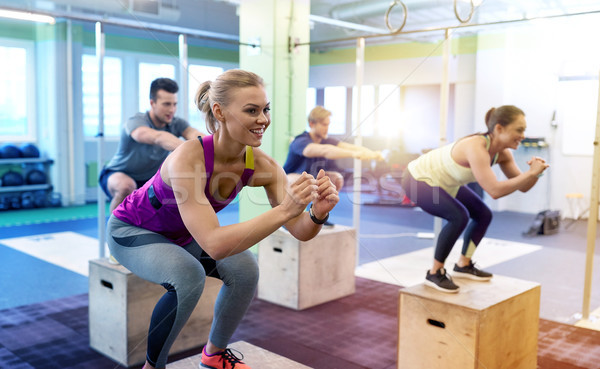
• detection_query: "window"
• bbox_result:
[552,15,600,156]
[82,54,123,137]
[187,64,223,129]
[0,43,33,141]
[401,85,441,153]
[558,78,597,156]
[306,87,316,120]
[138,62,175,113]
[352,85,375,136]
[377,84,402,137]
[323,86,347,135]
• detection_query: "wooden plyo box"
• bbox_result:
[398,275,540,369]
[169,340,312,369]
[257,225,356,310]
[88,258,222,367]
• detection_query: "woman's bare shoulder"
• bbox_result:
[248,147,285,187]
[454,134,487,152]
[162,139,205,181]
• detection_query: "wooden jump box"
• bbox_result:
[257,225,356,310]
[398,275,540,369]
[88,258,222,367]
[169,340,312,369]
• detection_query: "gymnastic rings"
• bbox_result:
[454,0,475,24]
[385,0,408,35]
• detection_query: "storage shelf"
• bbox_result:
[0,184,52,193]
[0,158,53,165]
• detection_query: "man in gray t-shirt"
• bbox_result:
[99,77,204,213]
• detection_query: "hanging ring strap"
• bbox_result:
[454,0,475,23]
[385,0,408,34]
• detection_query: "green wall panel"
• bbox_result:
[0,21,35,40]
[309,33,504,66]
[81,29,238,62]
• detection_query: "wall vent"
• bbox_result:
[131,0,160,15]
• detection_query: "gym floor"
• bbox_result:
[0,189,599,368]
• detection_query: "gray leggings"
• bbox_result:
[106,215,259,368]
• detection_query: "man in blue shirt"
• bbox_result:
[283,106,383,225]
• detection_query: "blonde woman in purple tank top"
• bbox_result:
[107,69,339,369]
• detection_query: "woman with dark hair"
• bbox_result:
[401,105,549,293]
[106,69,339,369]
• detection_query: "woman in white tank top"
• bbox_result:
[401,105,549,293]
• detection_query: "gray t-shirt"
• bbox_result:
[104,112,190,181]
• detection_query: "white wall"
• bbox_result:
[476,22,597,216]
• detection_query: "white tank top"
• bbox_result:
[407,135,497,197]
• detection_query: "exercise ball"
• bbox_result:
[20,143,40,158]
[9,195,21,209]
[0,196,10,211]
[25,169,47,185]
[2,171,24,186]
[0,144,22,159]
[21,192,34,209]
[48,192,62,207]
[33,190,48,208]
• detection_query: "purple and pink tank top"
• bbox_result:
[113,135,255,246]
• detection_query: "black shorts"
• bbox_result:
[98,167,148,200]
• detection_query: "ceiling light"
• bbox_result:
[310,14,387,34]
[0,9,55,24]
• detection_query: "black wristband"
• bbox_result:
[309,205,329,225]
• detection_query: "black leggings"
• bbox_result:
[107,216,259,368]
[402,171,492,263]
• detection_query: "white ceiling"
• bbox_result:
[309,0,600,46]
[2,0,600,49]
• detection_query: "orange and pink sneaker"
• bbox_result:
[200,346,251,369]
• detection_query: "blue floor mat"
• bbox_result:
[0,195,426,311]
[0,205,243,311]
[0,218,100,239]
[0,245,89,310]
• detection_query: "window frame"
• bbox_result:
[138,61,177,113]
[557,76,598,156]
[0,37,36,143]
[185,61,232,130]
[323,86,348,136]
[81,52,124,140]
[82,49,179,142]
[81,47,237,141]
[352,84,376,137]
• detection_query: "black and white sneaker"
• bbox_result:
[453,261,493,281]
[425,268,460,293]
